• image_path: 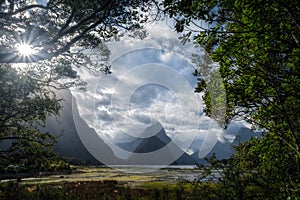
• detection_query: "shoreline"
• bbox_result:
[0,165,202,185]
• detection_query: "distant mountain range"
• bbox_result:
[43,90,260,166]
[191,127,261,165]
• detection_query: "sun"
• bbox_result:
[16,43,36,56]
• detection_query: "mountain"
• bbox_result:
[192,127,261,165]
[116,127,171,153]
[115,126,196,165]
[42,90,100,165]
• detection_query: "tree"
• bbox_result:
[0,0,156,88]
[0,65,66,172]
[162,0,300,198]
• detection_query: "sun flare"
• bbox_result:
[16,43,36,56]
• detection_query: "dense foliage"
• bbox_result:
[163,0,300,198]
[0,66,68,173]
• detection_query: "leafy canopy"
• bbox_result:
[0,66,66,173]
[163,0,300,198]
[0,0,153,62]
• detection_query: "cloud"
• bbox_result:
[71,19,234,161]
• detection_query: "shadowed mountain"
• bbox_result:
[116,128,171,153]
[192,128,261,165]
[115,127,196,165]
[42,90,100,165]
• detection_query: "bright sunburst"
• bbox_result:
[16,43,36,56]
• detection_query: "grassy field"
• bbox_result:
[0,166,214,200]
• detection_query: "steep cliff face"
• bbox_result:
[42,90,100,165]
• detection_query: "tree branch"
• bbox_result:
[0,4,50,17]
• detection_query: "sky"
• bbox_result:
[71,20,251,165]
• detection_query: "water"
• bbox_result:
[108,165,197,171]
